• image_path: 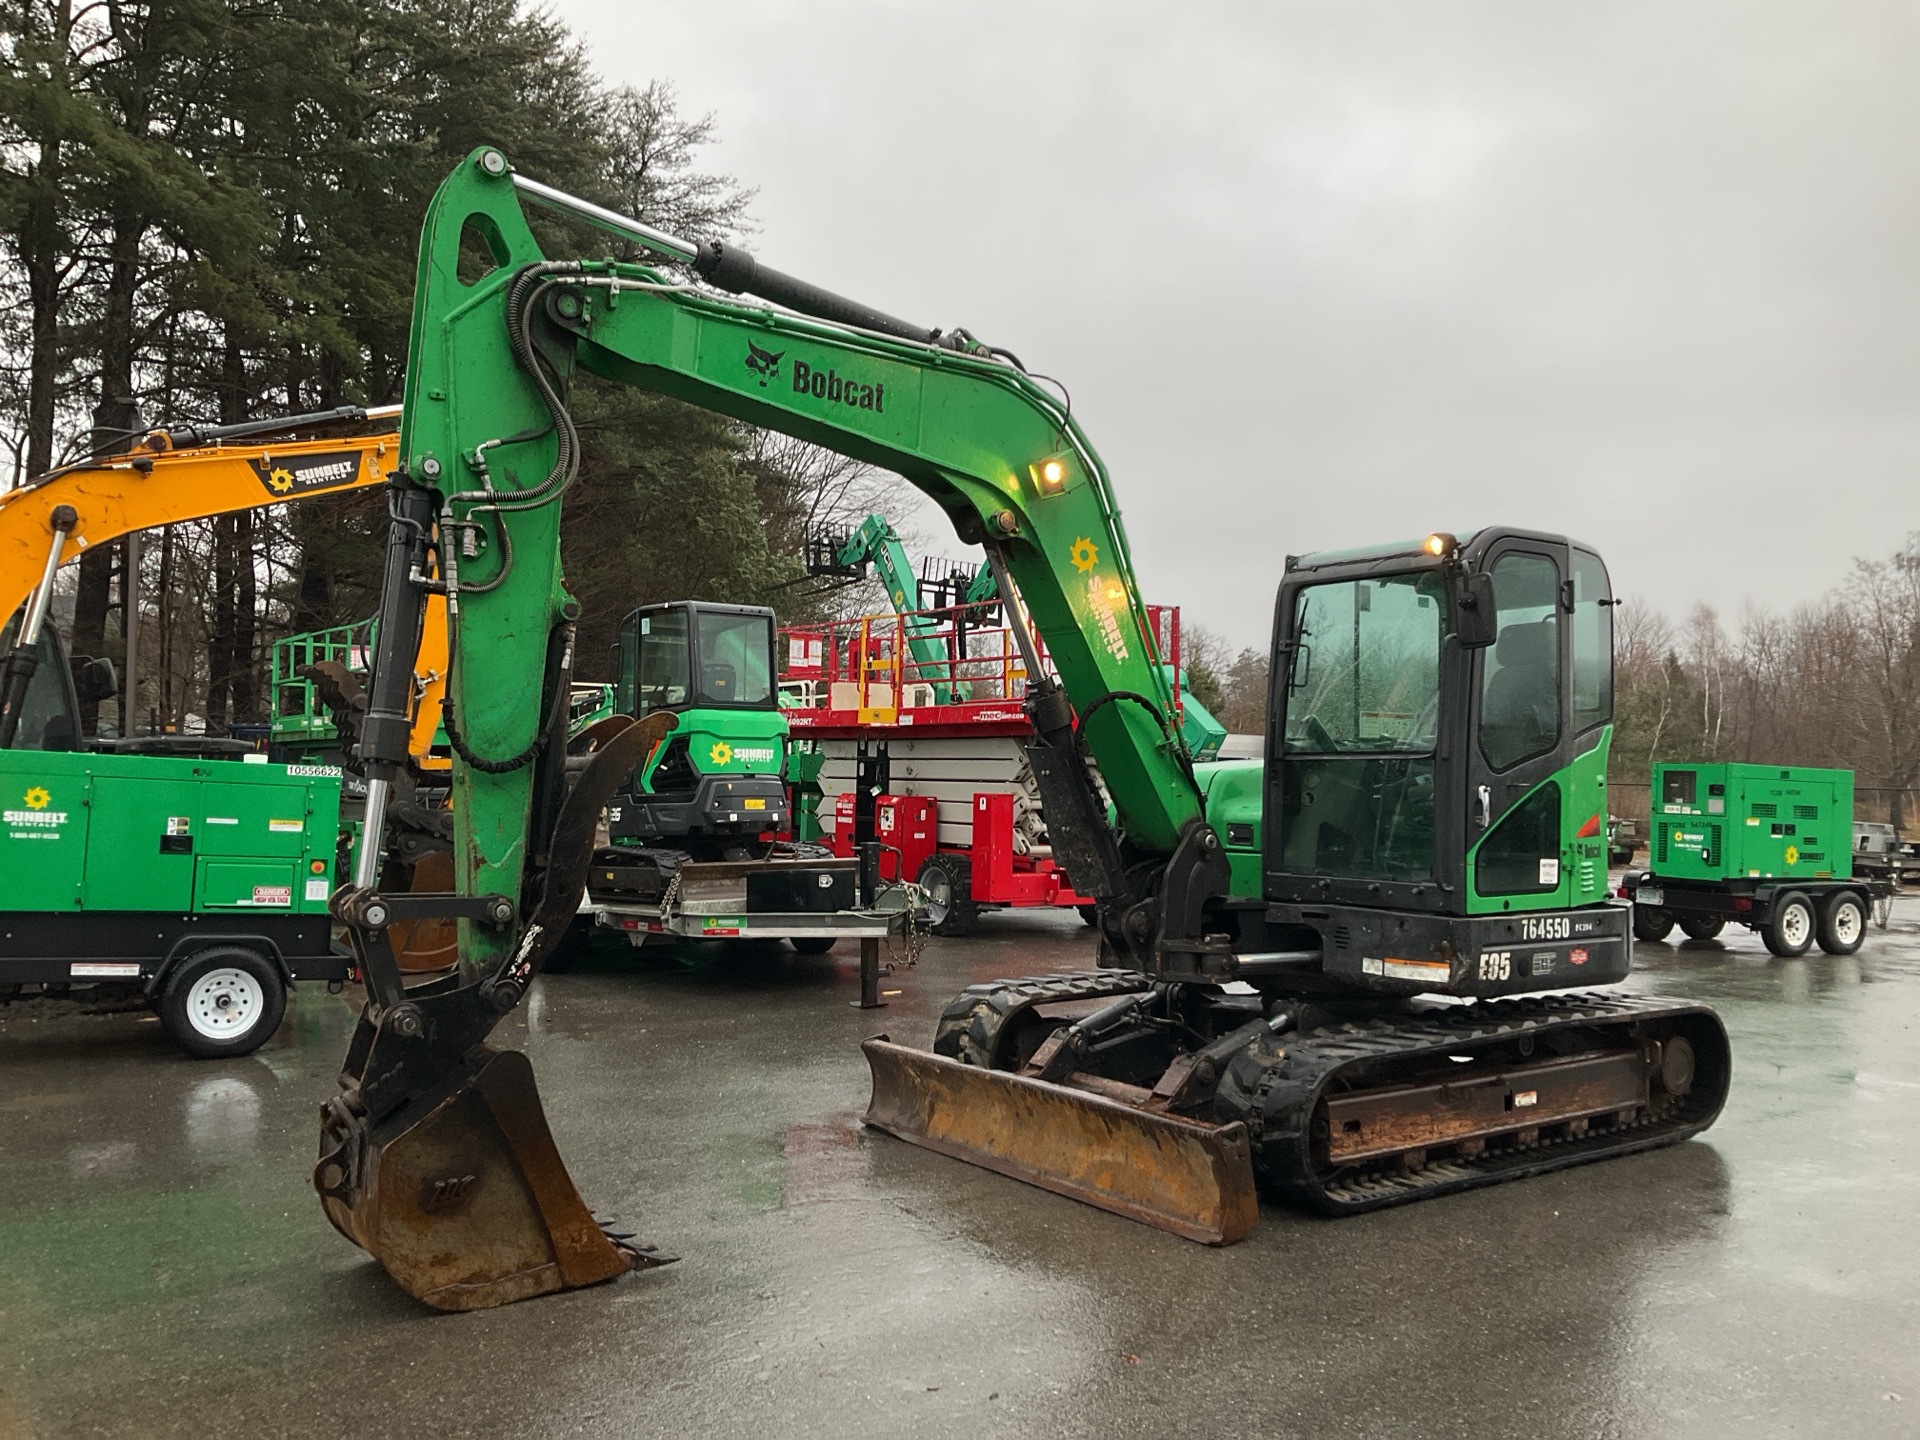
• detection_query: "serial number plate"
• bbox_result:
[1517,914,1572,941]
[1638,886,1663,907]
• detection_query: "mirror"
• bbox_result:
[1452,573,1497,649]
[72,655,118,702]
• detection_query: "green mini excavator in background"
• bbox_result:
[604,600,790,846]
[315,149,1729,1311]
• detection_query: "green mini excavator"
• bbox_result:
[315,150,1730,1311]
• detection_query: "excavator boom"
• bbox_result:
[0,411,452,770]
[1,413,396,624]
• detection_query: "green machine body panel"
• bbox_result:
[1463,732,1613,915]
[0,749,340,917]
[1649,762,1853,882]
[1195,758,1264,897]
[1168,667,1227,762]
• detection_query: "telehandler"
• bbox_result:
[313,149,1730,1310]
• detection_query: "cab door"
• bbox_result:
[1464,538,1573,913]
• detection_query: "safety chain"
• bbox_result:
[886,880,929,969]
[655,866,683,927]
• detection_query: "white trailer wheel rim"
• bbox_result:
[1832,901,1863,945]
[186,967,265,1040]
[1781,904,1811,949]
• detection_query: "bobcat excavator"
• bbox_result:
[315,148,1731,1310]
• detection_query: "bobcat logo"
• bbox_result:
[744,341,785,386]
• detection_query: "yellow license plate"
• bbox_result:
[744,797,766,810]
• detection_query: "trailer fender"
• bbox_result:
[146,934,292,998]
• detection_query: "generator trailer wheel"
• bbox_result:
[158,947,286,1059]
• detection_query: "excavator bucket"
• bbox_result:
[315,712,682,1311]
[861,1038,1259,1245]
[316,1045,669,1311]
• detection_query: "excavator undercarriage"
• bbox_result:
[865,973,1729,1241]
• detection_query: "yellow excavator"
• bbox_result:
[0,405,453,763]
[312,150,1727,1311]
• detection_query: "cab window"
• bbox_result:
[1571,549,1611,735]
[1478,553,1560,771]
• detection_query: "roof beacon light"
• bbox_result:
[1424,532,1458,558]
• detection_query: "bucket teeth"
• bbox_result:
[314,1046,660,1311]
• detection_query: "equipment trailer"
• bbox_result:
[1618,762,1890,954]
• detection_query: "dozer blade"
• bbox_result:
[316,1045,672,1312]
[861,1038,1259,1245]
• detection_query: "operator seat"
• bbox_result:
[1481,620,1557,766]
[702,662,737,701]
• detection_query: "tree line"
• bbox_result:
[1184,533,1920,828]
[1,0,899,736]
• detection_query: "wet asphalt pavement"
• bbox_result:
[2,896,1918,1439]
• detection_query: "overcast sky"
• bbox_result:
[557,0,1920,651]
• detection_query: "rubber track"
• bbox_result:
[1227,992,1731,1215]
[932,970,1150,1067]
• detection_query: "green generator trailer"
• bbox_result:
[0,746,348,1056]
[1617,762,1889,956]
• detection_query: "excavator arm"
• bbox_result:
[375,150,1218,950]
[0,410,397,625]
[828,514,974,705]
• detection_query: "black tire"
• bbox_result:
[1763,891,1816,958]
[1632,906,1675,943]
[788,935,837,955]
[1678,916,1725,942]
[915,853,979,937]
[156,947,286,1059]
[1076,904,1099,927]
[1816,891,1868,956]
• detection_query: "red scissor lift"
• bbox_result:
[779,601,1190,933]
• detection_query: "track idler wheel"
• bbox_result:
[315,1046,673,1311]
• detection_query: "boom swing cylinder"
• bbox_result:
[318,150,1729,1308]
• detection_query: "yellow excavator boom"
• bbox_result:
[1,414,446,765]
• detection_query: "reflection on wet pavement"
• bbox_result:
[2,898,1918,1437]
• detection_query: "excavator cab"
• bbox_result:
[1260,528,1629,996]
[608,602,788,850]
[0,615,87,752]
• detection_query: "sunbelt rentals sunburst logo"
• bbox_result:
[709,740,776,768]
[6,784,69,833]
